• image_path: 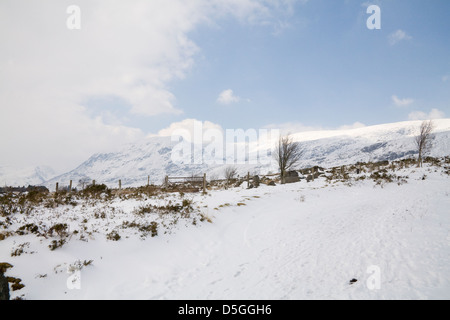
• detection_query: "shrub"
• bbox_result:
[141,222,158,237]
[82,184,110,198]
[6,277,25,291]
[0,195,22,217]
[106,230,121,241]
[48,223,68,238]
[134,204,152,216]
[17,223,40,236]
[0,263,13,274]
[25,189,47,205]
[48,239,66,251]
[182,199,193,210]
[122,221,158,238]
[11,242,31,257]
[199,214,213,223]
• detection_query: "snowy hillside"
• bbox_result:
[44,119,450,189]
[1,159,449,299]
[0,166,56,188]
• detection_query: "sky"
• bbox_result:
[1,0,449,173]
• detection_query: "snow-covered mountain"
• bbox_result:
[0,165,56,187]
[43,119,450,189]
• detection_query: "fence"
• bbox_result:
[164,174,207,193]
[52,171,279,194]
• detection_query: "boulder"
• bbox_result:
[0,272,9,301]
[284,171,300,183]
[286,171,299,177]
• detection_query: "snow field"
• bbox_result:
[1,163,449,299]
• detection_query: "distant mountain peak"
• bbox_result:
[42,119,450,189]
[2,119,449,189]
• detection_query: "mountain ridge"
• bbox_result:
[43,119,450,189]
[1,119,449,188]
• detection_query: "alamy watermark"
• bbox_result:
[66,4,380,31]
[366,5,381,30]
[366,265,381,290]
[170,120,280,166]
[67,269,81,290]
[67,5,81,30]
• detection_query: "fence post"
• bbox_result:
[247,172,250,188]
[147,175,150,187]
[165,176,169,187]
[119,180,122,190]
[92,180,96,186]
[69,180,72,192]
[55,182,59,193]
[312,167,315,182]
[203,173,206,194]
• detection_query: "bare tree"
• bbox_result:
[224,166,238,184]
[415,120,434,167]
[274,134,303,184]
[77,177,91,190]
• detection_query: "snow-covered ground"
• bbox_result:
[1,161,449,300]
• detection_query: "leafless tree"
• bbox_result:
[224,166,238,184]
[415,120,434,167]
[77,177,91,190]
[274,134,304,184]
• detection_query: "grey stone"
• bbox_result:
[0,272,9,301]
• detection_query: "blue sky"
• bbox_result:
[126,0,450,131]
[1,0,449,171]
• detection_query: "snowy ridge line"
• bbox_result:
[1,119,450,188]
[42,119,450,189]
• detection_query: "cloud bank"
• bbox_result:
[0,0,299,172]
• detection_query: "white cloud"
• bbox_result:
[388,29,412,45]
[264,121,366,135]
[0,0,297,172]
[337,122,367,131]
[392,95,414,107]
[217,89,241,105]
[408,109,446,121]
[443,75,449,82]
[264,122,322,135]
[157,119,223,140]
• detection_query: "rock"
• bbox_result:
[253,175,260,188]
[0,272,9,301]
[284,171,300,184]
[306,175,313,182]
[349,278,358,285]
[267,180,276,186]
[286,171,299,177]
